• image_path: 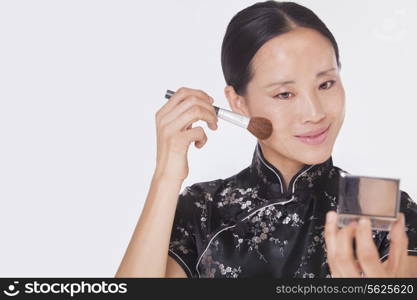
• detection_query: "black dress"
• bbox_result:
[168,142,417,278]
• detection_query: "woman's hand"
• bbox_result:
[324,211,409,277]
[153,87,218,182]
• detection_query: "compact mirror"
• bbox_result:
[337,172,400,231]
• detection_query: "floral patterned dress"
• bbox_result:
[168,142,417,278]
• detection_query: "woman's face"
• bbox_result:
[244,27,345,165]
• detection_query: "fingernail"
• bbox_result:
[326,211,336,223]
[359,217,370,226]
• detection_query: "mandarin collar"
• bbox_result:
[249,142,334,200]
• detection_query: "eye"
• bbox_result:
[319,80,336,90]
[273,92,293,100]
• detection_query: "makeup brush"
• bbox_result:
[164,89,273,140]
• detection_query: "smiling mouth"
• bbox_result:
[295,124,330,145]
[295,125,330,138]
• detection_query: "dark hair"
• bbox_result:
[221,0,341,96]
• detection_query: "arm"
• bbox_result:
[115,174,183,277]
[166,256,188,278]
[115,87,218,277]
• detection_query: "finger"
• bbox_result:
[335,221,362,277]
[324,211,342,277]
[174,105,219,132]
[183,126,207,149]
[158,87,213,121]
[386,213,408,276]
[161,95,218,130]
[355,217,385,277]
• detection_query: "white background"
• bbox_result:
[0,0,416,276]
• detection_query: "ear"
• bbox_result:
[224,85,250,117]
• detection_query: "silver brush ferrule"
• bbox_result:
[216,107,250,128]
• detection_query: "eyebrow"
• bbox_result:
[263,67,337,88]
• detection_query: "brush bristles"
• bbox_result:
[247,117,273,140]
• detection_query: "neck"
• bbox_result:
[259,143,305,190]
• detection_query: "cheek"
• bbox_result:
[248,97,271,115]
[260,105,293,134]
[248,101,293,142]
[267,110,295,142]
[324,93,345,139]
[334,99,345,124]
[248,98,279,122]
[330,84,346,113]
[324,89,345,121]
[249,99,298,137]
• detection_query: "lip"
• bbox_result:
[295,124,330,145]
[296,125,330,137]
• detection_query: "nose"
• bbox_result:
[300,94,326,124]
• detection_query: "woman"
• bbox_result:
[115,1,417,278]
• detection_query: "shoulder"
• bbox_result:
[400,190,417,211]
[399,190,417,233]
[176,166,254,228]
[184,166,254,202]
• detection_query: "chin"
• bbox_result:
[297,147,333,165]
[263,137,334,165]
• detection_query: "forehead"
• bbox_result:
[251,27,337,81]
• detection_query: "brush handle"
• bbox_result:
[214,106,249,129]
[164,89,250,129]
